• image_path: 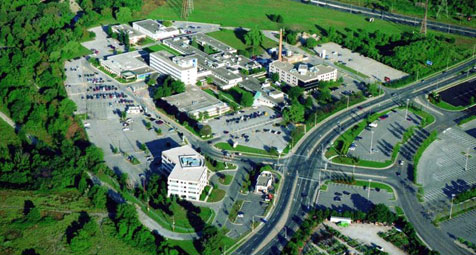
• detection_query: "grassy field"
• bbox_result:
[0,118,20,147]
[218,174,233,185]
[215,142,275,157]
[207,188,226,202]
[152,202,214,232]
[0,189,145,255]
[207,29,278,53]
[144,43,181,55]
[228,200,244,223]
[147,0,474,49]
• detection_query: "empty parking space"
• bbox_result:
[315,42,407,82]
[81,26,126,59]
[349,109,421,162]
[318,183,396,212]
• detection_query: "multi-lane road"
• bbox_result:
[296,0,476,37]
[234,58,476,255]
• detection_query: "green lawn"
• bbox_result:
[144,44,181,55]
[137,36,156,45]
[167,239,199,255]
[459,115,476,125]
[217,173,233,185]
[151,202,214,233]
[207,188,226,202]
[149,0,411,35]
[228,200,244,223]
[215,142,275,157]
[0,189,144,255]
[208,29,278,53]
[0,118,20,147]
[395,206,405,216]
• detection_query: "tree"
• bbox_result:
[196,80,202,86]
[163,20,173,27]
[206,77,214,84]
[317,87,332,104]
[271,72,280,82]
[306,37,318,49]
[199,125,212,137]
[276,15,284,23]
[200,225,225,254]
[244,28,264,55]
[283,101,305,123]
[288,86,304,100]
[240,91,255,107]
[115,7,132,23]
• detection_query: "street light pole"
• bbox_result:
[464,147,470,171]
[346,95,350,109]
[370,130,374,154]
[449,194,455,219]
[404,99,410,120]
[367,179,372,200]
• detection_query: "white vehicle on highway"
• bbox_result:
[369,122,378,128]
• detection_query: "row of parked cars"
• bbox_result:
[225,111,267,124]
[82,92,127,100]
[87,85,118,92]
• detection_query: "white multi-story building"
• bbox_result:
[149,50,198,85]
[269,61,337,87]
[162,145,208,201]
[132,19,180,40]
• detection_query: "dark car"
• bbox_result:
[333,196,341,202]
[155,120,164,125]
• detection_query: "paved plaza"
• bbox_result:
[315,42,408,82]
[418,124,476,214]
[318,182,396,213]
[349,109,421,162]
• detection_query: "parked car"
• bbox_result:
[369,122,378,128]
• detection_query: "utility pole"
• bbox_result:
[405,99,410,120]
[353,164,355,176]
[367,179,372,200]
[314,113,317,127]
[449,194,455,219]
[346,95,350,109]
[370,130,374,154]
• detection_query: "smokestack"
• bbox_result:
[278,28,283,62]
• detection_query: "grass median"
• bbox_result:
[215,142,276,157]
[228,200,244,223]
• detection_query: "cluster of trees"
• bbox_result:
[359,0,474,18]
[305,37,318,49]
[454,185,476,204]
[319,26,467,79]
[267,14,284,23]
[283,204,437,255]
[284,29,298,45]
[244,28,264,56]
[197,225,227,254]
[77,0,144,26]
[66,212,98,252]
[225,87,255,107]
[153,75,186,100]
[105,26,131,50]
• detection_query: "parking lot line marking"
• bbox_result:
[320,168,387,179]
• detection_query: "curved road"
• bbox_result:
[234,58,476,255]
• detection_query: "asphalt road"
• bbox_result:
[300,0,476,37]
[234,58,476,255]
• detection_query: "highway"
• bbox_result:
[300,0,476,37]
[234,58,476,255]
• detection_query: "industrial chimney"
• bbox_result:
[278,28,283,62]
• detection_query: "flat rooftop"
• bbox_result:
[162,86,228,114]
[111,24,144,38]
[162,145,207,182]
[133,19,163,33]
[150,50,197,70]
[101,51,155,74]
[194,33,236,54]
[271,61,336,82]
[257,171,273,187]
[239,77,285,104]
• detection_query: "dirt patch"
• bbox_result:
[326,221,406,255]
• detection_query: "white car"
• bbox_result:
[122,127,130,131]
[369,122,378,128]
[399,160,404,166]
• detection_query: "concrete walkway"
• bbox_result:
[0,111,15,129]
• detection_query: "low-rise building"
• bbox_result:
[239,77,285,108]
[161,86,231,118]
[212,67,243,90]
[149,51,198,85]
[255,171,274,194]
[162,145,208,201]
[100,51,155,80]
[111,24,146,45]
[132,19,180,40]
[269,61,337,89]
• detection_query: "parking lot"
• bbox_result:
[226,192,269,239]
[81,26,126,59]
[440,209,476,244]
[418,123,476,214]
[349,109,421,162]
[65,58,183,184]
[207,106,290,151]
[173,21,220,34]
[315,42,407,82]
[318,182,396,212]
